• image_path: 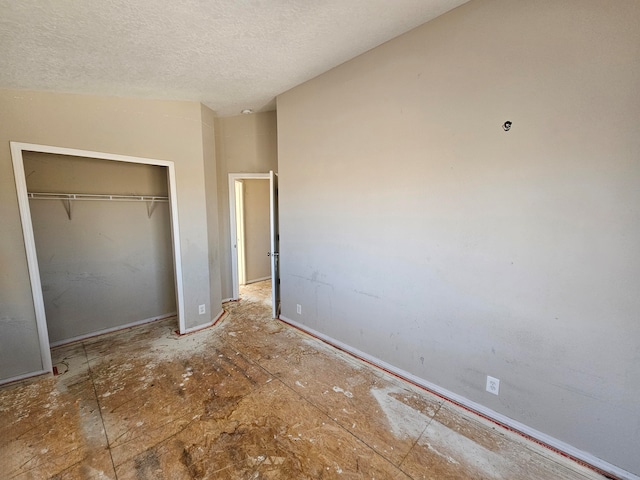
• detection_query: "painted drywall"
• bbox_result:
[24,152,170,196]
[214,112,278,300]
[24,152,176,344]
[242,179,271,283]
[277,0,640,475]
[0,89,218,381]
[202,104,223,318]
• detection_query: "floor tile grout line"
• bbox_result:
[82,342,119,480]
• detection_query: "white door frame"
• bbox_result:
[269,170,280,318]
[10,142,186,376]
[234,180,247,286]
[228,173,270,301]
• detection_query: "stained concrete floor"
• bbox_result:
[1,280,608,480]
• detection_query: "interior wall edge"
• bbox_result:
[182,307,225,335]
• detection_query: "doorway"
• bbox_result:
[228,172,280,317]
[11,142,186,375]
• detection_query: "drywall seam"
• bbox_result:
[49,312,177,348]
[279,315,639,480]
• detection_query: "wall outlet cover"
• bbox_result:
[198,304,206,315]
[486,375,500,395]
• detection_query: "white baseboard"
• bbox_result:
[183,309,226,334]
[245,276,271,285]
[279,315,638,480]
[50,312,177,348]
[222,297,236,304]
[0,369,49,386]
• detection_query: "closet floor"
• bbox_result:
[1,280,608,479]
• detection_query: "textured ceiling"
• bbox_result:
[0,0,468,116]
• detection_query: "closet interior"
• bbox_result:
[23,151,177,346]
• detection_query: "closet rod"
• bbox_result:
[27,192,169,202]
[27,192,168,219]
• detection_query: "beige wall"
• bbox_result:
[243,179,271,282]
[277,0,640,475]
[0,89,219,381]
[202,104,223,316]
[23,152,170,196]
[24,152,176,344]
[214,112,278,299]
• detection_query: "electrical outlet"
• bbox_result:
[486,375,500,395]
[198,304,206,315]
[296,304,302,315]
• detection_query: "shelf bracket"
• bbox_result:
[147,198,157,219]
[61,196,72,220]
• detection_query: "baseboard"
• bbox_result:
[50,312,177,348]
[279,315,639,480]
[0,369,49,387]
[183,309,226,334]
[245,276,271,285]
[222,297,236,304]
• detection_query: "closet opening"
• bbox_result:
[11,143,185,376]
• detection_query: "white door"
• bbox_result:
[269,171,280,318]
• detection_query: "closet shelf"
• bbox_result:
[27,192,169,219]
[27,192,168,202]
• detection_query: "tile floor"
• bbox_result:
[0,280,608,479]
